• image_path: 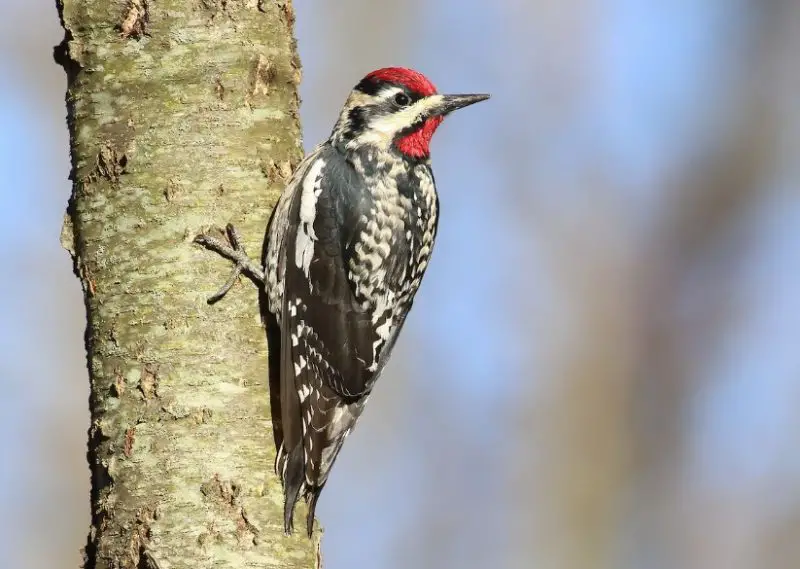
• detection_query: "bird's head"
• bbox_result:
[331,67,489,160]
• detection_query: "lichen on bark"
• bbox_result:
[55,1,318,567]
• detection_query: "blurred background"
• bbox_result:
[2,0,800,567]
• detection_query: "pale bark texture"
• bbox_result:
[55,1,320,567]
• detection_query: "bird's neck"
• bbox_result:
[333,141,429,184]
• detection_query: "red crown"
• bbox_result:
[364,67,438,97]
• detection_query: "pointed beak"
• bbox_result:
[430,93,490,116]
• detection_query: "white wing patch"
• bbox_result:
[265,144,326,319]
[368,291,396,371]
[294,158,326,277]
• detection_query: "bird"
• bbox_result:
[196,67,488,537]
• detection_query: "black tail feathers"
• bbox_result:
[306,486,323,537]
[281,443,324,537]
[282,443,304,534]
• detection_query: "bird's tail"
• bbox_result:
[278,441,327,537]
[279,442,305,535]
[305,485,323,538]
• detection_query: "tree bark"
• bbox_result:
[55,1,320,567]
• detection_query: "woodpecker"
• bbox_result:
[196,67,488,537]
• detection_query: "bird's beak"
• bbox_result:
[430,93,490,116]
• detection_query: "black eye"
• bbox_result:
[393,92,411,107]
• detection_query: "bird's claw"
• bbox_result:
[194,223,265,304]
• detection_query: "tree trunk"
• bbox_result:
[55,1,320,567]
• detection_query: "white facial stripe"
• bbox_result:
[388,95,443,126]
[348,95,444,150]
[377,86,406,100]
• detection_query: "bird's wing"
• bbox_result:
[275,147,393,533]
[283,150,389,400]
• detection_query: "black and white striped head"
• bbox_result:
[331,67,489,160]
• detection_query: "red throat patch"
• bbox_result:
[395,116,444,159]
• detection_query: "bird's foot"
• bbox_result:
[194,223,265,304]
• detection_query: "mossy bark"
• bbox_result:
[55,1,319,567]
